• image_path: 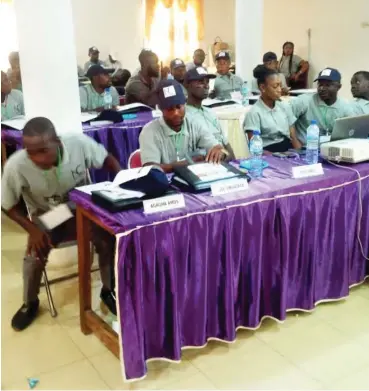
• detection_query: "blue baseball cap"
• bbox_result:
[314,68,341,82]
[157,79,186,110]
[185,66,216,82]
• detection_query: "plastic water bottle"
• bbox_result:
[241,82,249,106]
[104,88,113,109]
[306,120,320,165]
[249,130,263,178]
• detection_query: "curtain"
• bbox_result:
[145,0,204,64]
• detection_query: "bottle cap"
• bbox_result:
[253,129,261,135]
[311,119,317,125]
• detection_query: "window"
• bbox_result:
[0,0,18,71]
[145,0,204,65]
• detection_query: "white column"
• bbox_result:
[13,0,82,134]
[235,0,264,84]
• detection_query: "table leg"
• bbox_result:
[77,206,92,335]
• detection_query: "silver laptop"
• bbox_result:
[330,114,369,142]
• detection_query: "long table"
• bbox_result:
[70,157,369,382]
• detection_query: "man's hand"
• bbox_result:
[206,145,225,164]
[27,226,52,261]
[291,137,302,150]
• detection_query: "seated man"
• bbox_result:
[185,67,235,159]
[169,58,187,98]
[83,47,106,74]
[139,79,226,173]
[1,117,121,331]
[186,49,207,71]
[290,68,355,145]
[1,71,25,121]
[79,65,119,112]
[351,71,369,115]
[125,49,160,107]
[251,52,288,94]
[212,52,243,100]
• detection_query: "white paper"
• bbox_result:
[211,177,249,196]
[76,181,115,195]
[209,78,215,92]
[143,194,185,214]
[38,203,73,230]
[80,112,99,122]
[292,163,324,179]
[116,103,153,113]
[230,91,242,101]
[1,116,27,130]
[99,187,145,200]
[113,166,153,186]
[289,88,317,95]
[188,163,236,182]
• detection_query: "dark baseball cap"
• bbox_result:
[157,79,186,110]
[170,58,185,69]
[314,68,341,82]
[88,46,99,55]
[86,65,109,79]
[263,52,277,62]
[185,67,216,82]
[215,51,230,61]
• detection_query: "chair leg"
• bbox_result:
[43,270,58,317]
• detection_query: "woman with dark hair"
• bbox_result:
[279,42,309,89]
[243,65,301,152]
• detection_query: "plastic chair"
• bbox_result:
[128,149,142,168]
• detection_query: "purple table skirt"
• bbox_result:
[70,157,369,381]
[1,111,154,183]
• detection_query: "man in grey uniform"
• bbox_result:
[1,117,121,331]
[83,46,106,74]
[351,71,369,115]
[1,71,24,120]
[139,79,225,173]
[169,58,187,98]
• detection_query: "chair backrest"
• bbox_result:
[128,149,142,169]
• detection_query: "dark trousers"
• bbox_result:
[264,138,293,153]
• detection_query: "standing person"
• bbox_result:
[7,51,22,91]
[290,67,355,145]
[1,71,25,121]
[350,71,369,115]
[169,58,187,98]
[83,47,106,74]
[139,79,225,173]
[185,67,235,159]
[279,42,309,89]
[79,65,119,112]
[244,65,301,153]
[125,49,160,107]
[186,49,207,71]
[1,117,121,330]
[212,52,243,100]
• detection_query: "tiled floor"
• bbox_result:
[1,213,369,390]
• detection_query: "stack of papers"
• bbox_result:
[188,163,237,182]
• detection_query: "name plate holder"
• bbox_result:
[143,194,185,214]
[211,177,249,197]
[292,163,324,179]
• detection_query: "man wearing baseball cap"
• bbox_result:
[79,65,119,111]
[83,46,106,74]
[290,67,355,145]
[212,51,243,100]
[185,67,235,159]
[169,58,187,98]
[139,79,225,173]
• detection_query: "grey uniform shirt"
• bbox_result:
[186,62,207,72]
[1,134,108,214]
[251,73,288,93]
[213,73,243,100]
[125,72,160,108]
[244,99,296,147]
[83,60,106,74]
[279,54,302,78]
[79,84,119,111]
[289,93,355,145]
[351,98,369,115]
[185,104,228,146]
[139,116,220,165]
[1,89,25,120]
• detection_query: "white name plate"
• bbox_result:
[143,194,185,214]
[292,163,324,179]
[211,177,249,196]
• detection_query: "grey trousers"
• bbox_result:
[23,218,115,303]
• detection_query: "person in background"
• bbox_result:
[1,117,121,330]
[186,49,207,71]
[252,52,288,94]
[185,67,235,159]
[111,69,131,96]
[1,71,25,121]
[244,65,301,153]
[290,67,355,145]
[7,51,22,91]
[169,58,187,98]
[105,54,123,77]
[83,47,106,74]
[139,79,226,173]
[79,65,119,112]
[279,42,309,89]
[125,49,160,107]
[212,51,243,100]
[77,65,85,78]
[350,71,369,115]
